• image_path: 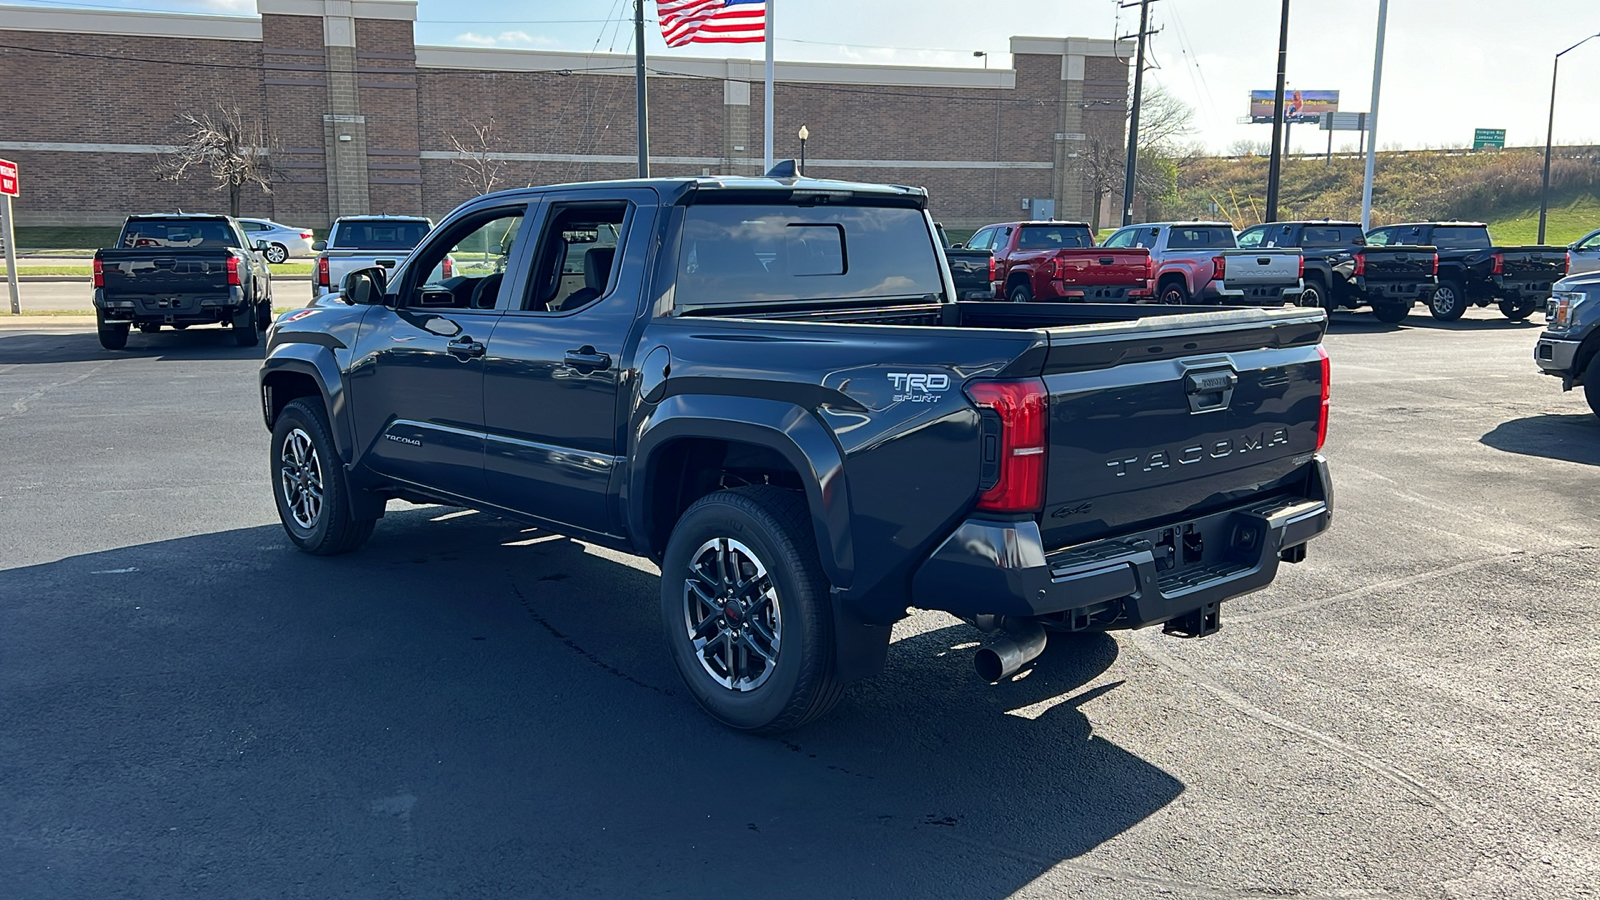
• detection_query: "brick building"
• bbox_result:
[0,1,1129,231]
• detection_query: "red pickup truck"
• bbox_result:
[965,221,1152,303]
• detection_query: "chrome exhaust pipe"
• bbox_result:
[973,619,1048,682]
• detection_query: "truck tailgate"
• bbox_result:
[1498,246,1568,283]
[1055,249,1150,286]
[1038,308,1327,549]
[98,251,231,296]
[1359,246,1436,279]
[1221,249,1301,284]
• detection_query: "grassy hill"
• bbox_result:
[1167,147,1600,245]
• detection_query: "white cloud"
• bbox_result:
[454,30,559,49]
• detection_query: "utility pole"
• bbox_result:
[1360,0,1389,232]
[1263,0,1290,222]
[1120,0,1155,226]
[1539,32,1600,243]
[634,0,649,178]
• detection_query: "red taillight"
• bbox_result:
[1432,253,1439,275]
[1316,347,1331,451]
[317,256,330,287]
[1492,252,1504,275]
[227,256,241,286]
[442,257,454,278]
[966,378,1049,514]
[1051,255,1066,280]
[301,230,313,240]
[988,254,996,284]
[1212,255,1226,281]
[1297,254,1305,280]
[1352,253,1366,277]
[93,257,104,288]
[1144,254,1154,285]
[1564,251,1571,275]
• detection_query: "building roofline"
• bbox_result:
[0,3,261,41]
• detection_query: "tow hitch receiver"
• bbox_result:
[1163,601,1221,638]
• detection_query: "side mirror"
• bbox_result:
[312,240,327,252]
[950,242,965,250]
[340,267,388,306]
[253,240,269,252]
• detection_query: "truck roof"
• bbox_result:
[1134,221,1234,228]
[1259,220,1361,227]
[125,213,233,221]
[1376,221,1488,228]
[985,220,1093,228]
[332,215,431,222]
[471,174,929,207]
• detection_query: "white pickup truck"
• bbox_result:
[312,215,434,299]
[1102,221,1306,306]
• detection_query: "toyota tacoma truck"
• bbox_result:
[260,174,1333,733]
[1102,221,1305,306]
[93,214,275,349]
[970,221,1152,303]
[1366,221,1569,321]
[312,215,435,299]
[935,222,995,300]
[1536,272,1600,418]
[1237,220,1436,322]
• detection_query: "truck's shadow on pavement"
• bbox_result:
[1481,412,1600,465]
[1,506,1183,898]
[1325,311,1546,334]
[0,328,264,365]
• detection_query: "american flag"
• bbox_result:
[657,0,766,47]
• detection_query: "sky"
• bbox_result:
[14,0,1600,153]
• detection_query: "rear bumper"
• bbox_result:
[1351,277,1433,306]
[910,456,1333,628]
[1048,282,1153,302]
[1494,276,1559,301]
[95,287,248,323]
[1210,281,1305,305]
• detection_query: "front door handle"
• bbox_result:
[564,346,612,372]
[447,337,485,361]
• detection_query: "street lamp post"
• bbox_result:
[798,124,809,175]
[1538,32,1600,244]
[973,50,988,69]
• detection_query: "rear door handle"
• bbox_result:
[564,346,612,372]
[447,337,485,361]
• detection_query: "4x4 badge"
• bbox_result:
[1051,501,1094,518]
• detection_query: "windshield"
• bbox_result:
[120,219,239,249]
[676,204,943,307]
[1016,224,1093,250]
[331,220,429,250]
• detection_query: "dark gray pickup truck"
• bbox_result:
[260,174,1333,732]
[94,214,275,349]
[1536,272,1600,418]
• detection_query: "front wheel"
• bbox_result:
[1372,302,1410,324]
[1586,354,1600,420]
[264,243,289,264]
[1498,298,1538,321]
[1429,281,1466,321]
[271,398,375,555]
[660,486,843,733]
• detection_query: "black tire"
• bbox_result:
[232,302,261,347]
[1586,353,1600,420]
[660,485,843,734]
[1428,281,1466,321]
[96,314,129,350]
[1498,298,1537,321]
[1372,302,1410,324]
[257,300,273,333]
[264,243,289,264]
[271,398,375,555]
[1300,277,1332,311]
[1008,280,1033,303]
[137,322,161,334]
[1158,279,1189,305]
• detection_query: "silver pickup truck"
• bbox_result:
[1103,221,1305,306]
[312,215,433,299]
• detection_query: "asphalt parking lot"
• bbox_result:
[2,308,1597,899]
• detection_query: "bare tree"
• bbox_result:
[1083,85,1200,227]
[448,119,507,197]
[156,104,277,217]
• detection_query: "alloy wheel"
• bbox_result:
[1432,287,1457,315]
[279,427,324,530]
[683,537,782,692]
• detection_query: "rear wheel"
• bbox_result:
[271,398,375,555]
[1586,354,1600,420]
[232,302,260,347]
[1428,281,1466,321]
[96,313,129,350]
[1498,298,1538,321]
[1008,281,1033,303]
[1299,277,1331,311]
[660,485,843,734]
[264,243,289,264]
[1158,279,1189,305]
[1372,302,1410,324]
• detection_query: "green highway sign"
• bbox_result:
[1473,128,1506,150]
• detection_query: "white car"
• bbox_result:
[238,218,316,263]
[1569,229,1600,277]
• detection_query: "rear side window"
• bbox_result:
[120,219,238,249]
[676,205,943,307]
[1168,227,1234,249]
[1016,225,1093,250]
[332,220,430,250]
[1300,226,1363,246]
[1430,226,1491,250]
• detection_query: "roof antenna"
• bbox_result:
[764,159,799,178]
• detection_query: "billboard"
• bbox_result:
[1249,90,1339,124]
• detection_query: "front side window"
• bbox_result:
[1578,231,1600,251]
[404,208,525,309]
[1236,227,1265,249]
[1366,229,1392,246]
[675,204,943,308]
[967,228,995,251]
[1101,229,1133,249]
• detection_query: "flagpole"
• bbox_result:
[763,0,774,172]
[635,0,649,178]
